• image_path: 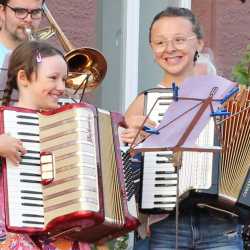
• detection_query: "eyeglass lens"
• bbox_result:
[7,4,42,19]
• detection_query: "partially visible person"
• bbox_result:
[194,51,217,76]
[0,0,44,54]
[0,40,92,250]
[122,6,243,250]
[0,0,45,99]
[130,50,218,250]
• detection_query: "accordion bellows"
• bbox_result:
[220,88,250,207]
[140,87,250,223]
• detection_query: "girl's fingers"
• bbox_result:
[16,139,23,146]
[16,142,26,155]
[18,146,26,155]
[9,155,20,166]
[9,146,25,166]
[16,150,22,162]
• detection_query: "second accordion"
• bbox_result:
[139,86,250,223]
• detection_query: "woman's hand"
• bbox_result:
[121,115,156,145]
[125,115,156,129]
[120,128,140,145]
[120,127,151,145]
[0,134,26,165]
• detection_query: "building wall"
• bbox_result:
[192,0,250,79]
[46,0,97,49]
[49,0,250,80]
[47,0,250,109]
[46,0,100,105]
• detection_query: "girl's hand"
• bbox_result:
[0,134,26,165]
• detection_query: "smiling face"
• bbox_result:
[17,54,67,110]
[150,16,204,84]
[0,0,43,47]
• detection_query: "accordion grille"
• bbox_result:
[219,89,250,201]
[98,111,125,225]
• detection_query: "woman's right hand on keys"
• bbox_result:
[121,115,156,145]
[0,134,26,165]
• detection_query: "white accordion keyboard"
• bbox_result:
[141,88,215,211]
[4,111,44,228]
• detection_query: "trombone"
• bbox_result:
[28,4,107,101]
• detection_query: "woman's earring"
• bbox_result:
[194,51,200,63]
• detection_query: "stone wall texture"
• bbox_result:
[45,0,97,49]
[192,0,250,79]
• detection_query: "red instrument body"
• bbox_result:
[0,103,139,243]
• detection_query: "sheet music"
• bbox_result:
[138,75,237,151]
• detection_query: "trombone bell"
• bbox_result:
[39,3,108,95]
[65,48,107,92]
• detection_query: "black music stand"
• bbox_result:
[129,75,238,250]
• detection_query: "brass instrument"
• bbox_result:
[29,4,107,94]
[25,28,34,41]
[25,26,55,41]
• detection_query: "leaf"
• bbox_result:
[232,44,250,87]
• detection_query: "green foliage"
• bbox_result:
[92,235,129,250]
[113,235,129,250]
[232,44,250,86]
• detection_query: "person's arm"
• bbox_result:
[124,94,145,128]
[121,93,156,144]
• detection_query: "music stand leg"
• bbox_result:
[175,160,181,250]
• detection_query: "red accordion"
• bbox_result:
[0,103,139,242]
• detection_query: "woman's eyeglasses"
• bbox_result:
[6,4,43,20]
[151,35,196,52]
